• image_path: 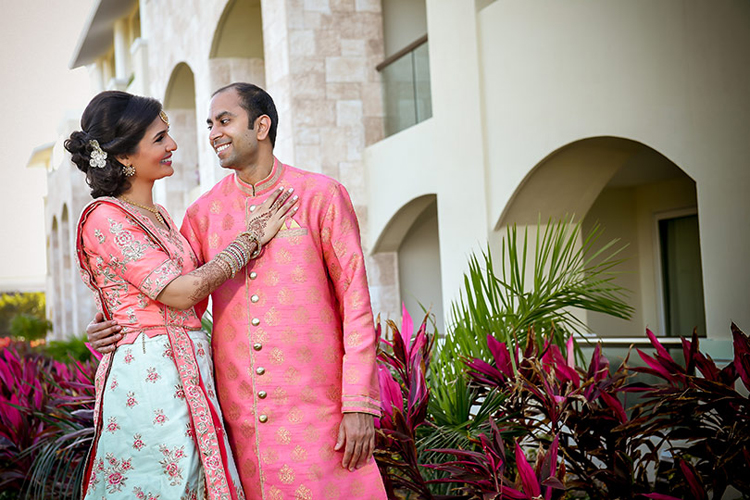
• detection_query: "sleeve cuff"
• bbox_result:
[342,395,381,417]
[139,258,182,299]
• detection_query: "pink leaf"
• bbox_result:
[514,441,541,497]
[487,335,514,378]
[600,391,627,423]
[732,324,750,390]
[566,336,575,368]
[85,342,103,361]
[637,350,674,381]
[679,460,707,500]
[377,365,402,418]
[646,328,674,364]
[400,303,414,351]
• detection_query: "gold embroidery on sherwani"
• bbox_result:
[225,363,239,381]
[291,445,307,462]
[287,408,302,424]
[281,328,296,344]
[303,424,320,443]
[346,331,362,347]
[296,346,312,364]
[284,367,300,384]
[275,427,292,445]
[292,307,309,324]
[270,348,284,365]
[222,214,235,231]
[279,464,294,484]
[277,287,294,305]
[263,269,280,286]
[238,381,253,399]
[308,325,324,343]
[274,247,293,264]
[263,449,278,465]
[305,286,322,304]
[294,484,312,500]
[300,387,315,403]
[272,386,288,404]
[325,386,341,403]
[266,485,283,500]
[254,327,269,343]
[264,307,279,326]
[291,265,306,283]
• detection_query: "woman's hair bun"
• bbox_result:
[64,130,93,173]
[64,90,163,198]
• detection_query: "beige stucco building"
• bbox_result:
[40,0,748,360]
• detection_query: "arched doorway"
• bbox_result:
[496,137,704,340]
[374,194,444,332]
[209,0,265,90]
[61,205,74,337]
[161,62,199,224]
[50,216,61,339]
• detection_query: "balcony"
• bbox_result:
[377,35,432,138]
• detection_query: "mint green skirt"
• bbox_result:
[83,331,244,499]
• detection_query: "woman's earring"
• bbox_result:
[123,164,136,177]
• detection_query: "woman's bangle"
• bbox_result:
[239,231,262,259]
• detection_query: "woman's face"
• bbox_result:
[126,115,178,181]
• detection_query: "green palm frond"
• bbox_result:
[422,216,633,467]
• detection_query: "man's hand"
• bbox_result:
[334,412,375,471]
[86,312,122,354]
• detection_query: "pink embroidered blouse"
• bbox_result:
[76,198,240,499]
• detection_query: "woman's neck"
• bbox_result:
[120,181,155,207]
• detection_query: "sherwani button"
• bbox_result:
[258,391,267,399]
[256,367,265,375]
[253,343,262,351]
[250,205,257,212]
[249,271,257,279]
[252,318,260,326]
[251,294,259,303]
[258,414,268,423]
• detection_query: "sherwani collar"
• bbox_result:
[233,157,284,197]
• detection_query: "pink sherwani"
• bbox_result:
[181,158,386,499]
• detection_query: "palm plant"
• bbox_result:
[451,216,632,360]
[422,217,633,491]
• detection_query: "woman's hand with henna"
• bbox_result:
[246,186,299,245]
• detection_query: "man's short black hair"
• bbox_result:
[213,83,278,148]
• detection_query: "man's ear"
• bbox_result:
[256,115,271,141]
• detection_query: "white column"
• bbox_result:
[113,18,129,81]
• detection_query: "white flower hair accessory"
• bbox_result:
[89,139,108,169]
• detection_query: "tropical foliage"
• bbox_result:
[0,343,96,499]
[374,219,749,499]
[2,218,747,499]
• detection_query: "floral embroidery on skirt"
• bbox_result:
[84,331,243,499]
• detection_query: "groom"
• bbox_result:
[88,83,386,499]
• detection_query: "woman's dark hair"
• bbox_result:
[212,83,278,148]
[64,90,162,198]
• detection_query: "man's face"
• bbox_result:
[207,89,258,170]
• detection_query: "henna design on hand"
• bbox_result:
[186,260,229,303]
[247,209,273,244]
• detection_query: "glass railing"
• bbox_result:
[377,35,432,138]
